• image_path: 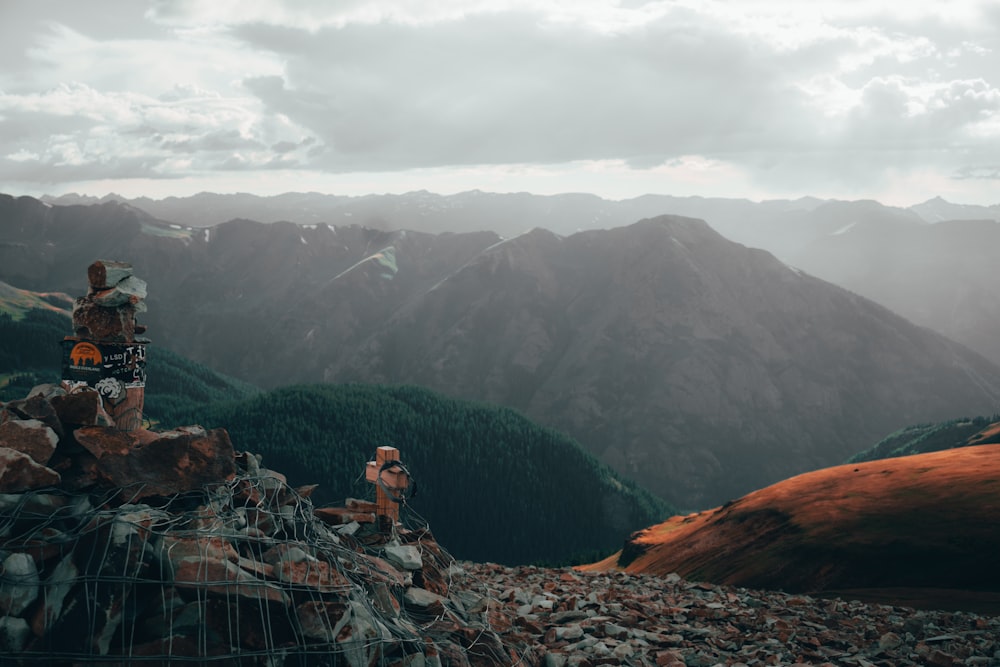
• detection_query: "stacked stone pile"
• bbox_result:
[64,259,150,432]
[0,384,512,666]
[451,563,1000,666]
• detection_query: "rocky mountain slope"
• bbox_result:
[3,194,1000,509]
[45,190,1000,367]
[586,440,1000,614]
[786,216,1000,366]
[326,216,1000,508]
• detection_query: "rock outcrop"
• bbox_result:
[0,385,509,665]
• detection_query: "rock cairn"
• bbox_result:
[450,563,1000,666]
[62,260,149,432]
[0,384,510,666]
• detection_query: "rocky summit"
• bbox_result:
[1,382,999,665]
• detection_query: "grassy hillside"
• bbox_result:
[584,444,1000,613]
[171,383,675,565]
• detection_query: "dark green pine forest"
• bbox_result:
[847,414,1000,463]
[1,306,672,565]
[171,383,673,565]
[0,308,258,420]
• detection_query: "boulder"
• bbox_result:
[50,391,113,428]
[384,544,423,571]
[0,447,61,493]
[73,426,235,498]
[3,393,64,439]
[0,419,59,465]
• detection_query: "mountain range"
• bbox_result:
[2,193,998,510]
[37,190,1000,369]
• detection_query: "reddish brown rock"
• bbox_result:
[46,451,101,491]
[296,600,350,642]
[158,535,240,565]
[262,544,352,592]
[87,260,134,290]
[170,556,289,606]
[73,425,235,497]
[3,393,64,439]
[0,419,59,465]
[50,391,114,428]
[314,506,377,526]
[0,447,61,493]
[71,298,141,342]
[74,425,132,458]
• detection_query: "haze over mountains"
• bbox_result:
[41,190,1000,368]
[2,193,999,511]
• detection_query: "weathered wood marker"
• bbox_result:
[365,446,411,524]
[61,260,149,431]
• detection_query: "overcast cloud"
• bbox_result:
[0,0,998,204]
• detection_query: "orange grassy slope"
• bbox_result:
[582,442,1000,612]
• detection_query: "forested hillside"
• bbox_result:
[848,415,1000,463]
[0,307,257,421]
[0,304,672,564]
[169,383,674,565]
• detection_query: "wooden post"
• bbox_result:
[365,446,409,524]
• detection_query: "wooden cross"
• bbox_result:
[365,446,410,523]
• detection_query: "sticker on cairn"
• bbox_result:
[95,377,125,403]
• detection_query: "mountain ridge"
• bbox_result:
[3,196,1000,509]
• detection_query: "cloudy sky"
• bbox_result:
[1,0,998,205]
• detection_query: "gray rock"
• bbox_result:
[556,624,584,641]
[878,631,903,651]
[0,552,39,616]
[384,544,423,571]
[92,275,147,307]
[403,586,447,610]
[35,554,78,635]
[604,621,628,638]
[544,653,568,667]
[338,600,391,667]
[0,616,30,652]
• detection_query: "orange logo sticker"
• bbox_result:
[70,342,102,367]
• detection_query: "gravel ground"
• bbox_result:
[448,562,1000,667]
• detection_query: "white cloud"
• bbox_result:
[0,0,997,203]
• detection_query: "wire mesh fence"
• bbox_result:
[0,452,483,667]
